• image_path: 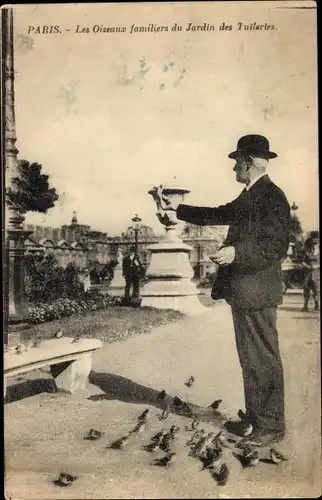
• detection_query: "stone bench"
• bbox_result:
[4,337,102,398]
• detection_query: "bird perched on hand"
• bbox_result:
[55,472,77,487]
[270,448,288,464]
[156,390,167,401]
[86,429,104,441]
[185,376,195,388]
[153,452,176,467]
[138,409,150,422]
[55,329,64,339]
[132,421,146,434]
[108,435,131,450]
[208,399,223,411]
[160,404,171,420]
[201,447,221,470]
[212,463,229,486]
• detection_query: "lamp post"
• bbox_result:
[131,214,142,256]
[3,7,32,345]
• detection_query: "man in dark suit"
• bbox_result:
[158,135,291,447]
[122,246,142,303]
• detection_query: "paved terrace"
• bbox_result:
[4,294,321,499]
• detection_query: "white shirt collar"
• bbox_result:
[245,173,267,191]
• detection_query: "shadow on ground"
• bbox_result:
[88,371,163,407]
[88,371,227,426]
[5,377,56,403]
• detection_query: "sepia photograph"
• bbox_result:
[3,1,320,498]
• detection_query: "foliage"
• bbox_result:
[290,213,303,238]
[25,253,84,303]
[28,292,122,325]
[6,160,59,214]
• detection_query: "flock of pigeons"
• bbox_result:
[54,376,288,489]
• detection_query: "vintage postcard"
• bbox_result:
[3,1,319,499]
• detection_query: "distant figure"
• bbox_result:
[122,246,142,303]
[89,267,100,284]
[80,268,91,292]
[301,237,320,312]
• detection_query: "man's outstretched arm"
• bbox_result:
[176,197,245,226]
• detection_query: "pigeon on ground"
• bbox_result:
[15,343,28,354]
[138,409,150,422]
[270,448,288,464]
[151,430,166,443]
[187,429,205,446]
[160,433,173,452]
[86,429,104,441]
[153,453,176,467]
[108,435,130,450]
[169,425,180,439]
[208,399,223,411]
[212,430,227,451]
[190,434,214,457]
[201,447,221,470]
[55,329,64,339]
[142,441,160,452]
[132,421,146,434]
[71,333,83,343]
[185,376,195,388]
[54,472,77,487]
[212,463,229,486]
[160,405,171,420]
[185,419,199,432]
[173,397,193,417]
[236,450,260,468]
[156,390,167,401]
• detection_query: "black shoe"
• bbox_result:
[247,429,285,447]
[302,306,309,312]
[314,304,319,311]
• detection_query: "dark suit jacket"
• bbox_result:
[177,175,291,309]
[122,255,142,280]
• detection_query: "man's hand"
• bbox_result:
[212,246,236,266]
[155,185,179,211]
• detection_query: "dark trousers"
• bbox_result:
[231,306,285,433]
[303,278,319,307]
[124,277,140,300]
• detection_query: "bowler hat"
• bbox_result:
[228,134,277,160]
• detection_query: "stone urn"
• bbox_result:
[140,185,205,314]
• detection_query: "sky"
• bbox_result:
[12,1,318,236]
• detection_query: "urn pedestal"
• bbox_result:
[110,267,125,289]
[141,186,206,315]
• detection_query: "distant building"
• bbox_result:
[24,214,228,278]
